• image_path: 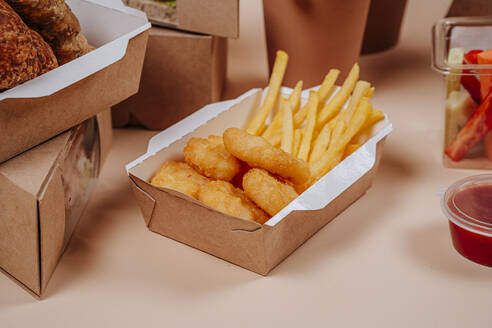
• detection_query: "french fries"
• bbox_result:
[307,97,372,185]
[309,122,332,164]
[351,108,385,144]
[245,53,384,192]
[318,69,341,104]
[339,80,371,123]
[343,143,361,159]
[247,50,288,135]
[316,63,360,130]
[297,91,319,161]
[281,99,294,154]
[263,80,303,140]
[293,129,302,157]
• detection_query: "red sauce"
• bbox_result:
[447,185,492,267]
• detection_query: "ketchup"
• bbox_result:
[447,184,492,267]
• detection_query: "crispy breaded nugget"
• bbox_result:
[184,135,241,181]
[223,128,310,185]
[150,161,209,199]
[243,168,298,216]
[198,181,269,224]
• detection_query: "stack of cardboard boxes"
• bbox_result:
[0,1,150,298]
[112,0,240,129]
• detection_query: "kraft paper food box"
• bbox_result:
[112,27,227,130]
[126,87,392,275]
[0,110,112,298]
[122,0,239,38]
[0,0,150,164]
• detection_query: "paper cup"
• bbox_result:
[263,0,370,88]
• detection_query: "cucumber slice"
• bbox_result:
[446,47,465,96]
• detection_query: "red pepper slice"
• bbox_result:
[461,49,483,104]
[464,50,483,65]
[445,91,492,161]
[478,49,492,102]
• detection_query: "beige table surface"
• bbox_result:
[2,0,492,326]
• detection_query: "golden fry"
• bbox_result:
[307,97,371,186]
[297,91,319,161]
[281,99,294,154]
[343,143,361,159]
[247,50,288,135]
[316,63,359,130]
[318,69,341,104]
[223,128,310,185]
[263,80,303,140]
[339,80,371,124]
[293,129,302,158]
[243,168,298,216]
[351,108,385,144]
[309,123,332,164]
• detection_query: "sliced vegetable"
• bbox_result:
[464,50,483,65]
[445,90,477,147]
[446,48,465,96]
[460,49,482,105]
[445,91,492,161]
[477,49,492,101]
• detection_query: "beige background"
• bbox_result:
[2,0,492,326]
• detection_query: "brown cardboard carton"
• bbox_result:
[122,0,239,38]
[126,88,392,275]
[0,0,150,164]
[0,110,112,298]
[112,27,227,130]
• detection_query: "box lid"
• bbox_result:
[122,0,239,38]
[432,16,492,75]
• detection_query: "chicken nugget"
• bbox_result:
[184,135,241,181]
[223,128,310,185]
[198,180,269,224]
[150,161,209,199]
[243,168,298,216]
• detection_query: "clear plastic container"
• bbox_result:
[432,17,492,169]
[441,174,492,266]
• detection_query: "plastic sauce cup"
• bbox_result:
[441,174,492,266]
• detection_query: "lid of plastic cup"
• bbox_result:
[442,174,492,237]
[432,16,492,75]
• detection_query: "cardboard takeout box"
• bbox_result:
[0,111,112,298]
[126,88,392,275]
[112,27,227,130]
[123,0,239,38]
[0,0,150,163]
